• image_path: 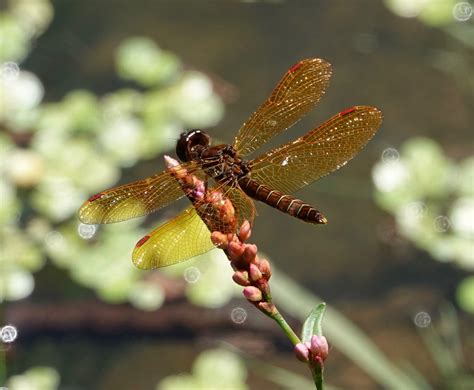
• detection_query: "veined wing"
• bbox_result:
[79,161,203,224]
[233,58,332,156]
[131,182,257,269]
[224,185,257,228]
[249,106,383,194]
[196,183,257,234]
[132,205,215,269]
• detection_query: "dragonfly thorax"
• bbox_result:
[201,144,251,183]
[177,130,250,183]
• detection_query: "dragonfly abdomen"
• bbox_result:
[238,177,327,224]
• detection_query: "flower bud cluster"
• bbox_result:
[211,220,275,315]
[164,155,275,315]
[165,156,236,233]
[294,335,329,365]
[164,155,206,200]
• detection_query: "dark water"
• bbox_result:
[9,1,474,388]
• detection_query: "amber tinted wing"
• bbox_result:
[79,161,203,224]
[233,58,332,156]
[131,184,256,269]
[132,205,215,269]
[249,106,383,194]
[224,185,257,228]
[187,181,256,234]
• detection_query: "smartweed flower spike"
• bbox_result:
[165,155,276,314]
[165,155,309,378]
[164,155,206,201]
[211,222,276,316]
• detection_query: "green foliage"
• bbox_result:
[0,14,30,63]
[116,37,181,87]
[0,0,53,64]
[157,348,248,390]
[7,366,60,390]
[301,303,327,390]
[384,0,460,26]
[160,250,241,308]
[0,0,224,308]
[372,137,473,311]
[417,305,474,388]
[456,276,474,313]
[301,303,326,342]
[373,138,473,268]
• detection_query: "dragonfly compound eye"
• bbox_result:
[176,129,211,161]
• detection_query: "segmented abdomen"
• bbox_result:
[238,177,327,224]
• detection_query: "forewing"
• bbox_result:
[79,161,202,224]
[249,106,383,194]
[132,206,215,269]
[233,58,332,156]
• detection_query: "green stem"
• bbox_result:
[270,309,301,346]
[260,294,325,389]
[271,268,420,389]
[311,363,324,390]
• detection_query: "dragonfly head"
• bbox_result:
[176,129,211,162]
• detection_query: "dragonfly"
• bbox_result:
[79,58,382,269]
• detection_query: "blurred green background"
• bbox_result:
[1,0,473,389]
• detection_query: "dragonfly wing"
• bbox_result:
[132,205,215,269]
[224,185,257,228]
[249,106,383,194]
[79,162,202,224]
[180,182,257,235]
[233,58,332,156]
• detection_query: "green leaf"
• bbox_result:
[457,276,474,313]
[301,302,326,342]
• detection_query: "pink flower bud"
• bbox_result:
[249,263,263,282]
[242,244,257,263]
[219,198,236,225]
[164,155,179,168]
[191,188,205,199]
[258,280,271,296]
[310,335,329,362]
[211,231,228,248]
[258,259,272,279]
[294,343,310,362]
[232,270,250,286]
[238,220,252,242]
[258,301,277,315]
[243,286,262,302]
[227,241,245,261]
[189,178,206,200]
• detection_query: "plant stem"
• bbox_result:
[271,268,420,389]
[270,309,301,346]
[311,363,324,390]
